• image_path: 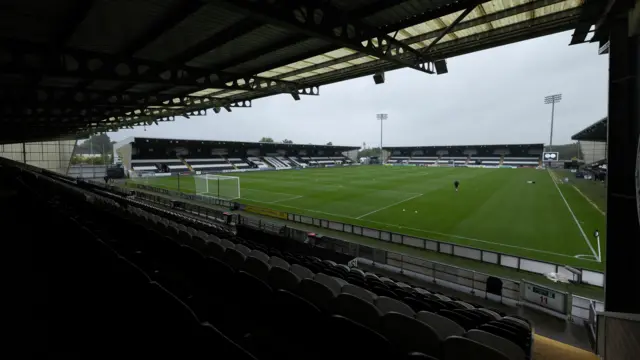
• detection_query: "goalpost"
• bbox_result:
[194,174,241,200]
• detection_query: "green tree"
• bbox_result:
[282,139,294,144]
[259,137,274,143]
[77,133,113,155]
[326,142,333,146]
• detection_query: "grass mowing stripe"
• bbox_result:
[571,185,606,216]
[235,195,592,261]
[548,169,599,261]
[129,166,606,270]
[355,193,424,219]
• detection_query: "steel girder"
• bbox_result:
[219,0,437,74]
[226,7,583,98]
[0,87,253,109]
[228,0,570,84]
[0,41,316,94]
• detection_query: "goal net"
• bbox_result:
[194,174,241,200]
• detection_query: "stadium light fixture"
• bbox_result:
[544,94,562,151]
[373,72,385,84]
[377,113,388,165]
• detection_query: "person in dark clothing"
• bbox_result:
[454,180,460,192]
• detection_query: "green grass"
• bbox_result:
[133,166,606,271]
[555,169,607,212]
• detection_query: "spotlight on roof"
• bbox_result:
[434,59,448,75]
[373,71,385,85]
[291,92,301,101]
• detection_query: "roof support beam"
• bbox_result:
[0,41,312,93]
[250,8,583,92]
[422,5,478,53]
[219,0,436,74]
[0,88,253,109]
[249,0,569,83]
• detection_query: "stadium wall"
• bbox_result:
[0,140,75,174]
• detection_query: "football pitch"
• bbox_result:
[134,166,606,271]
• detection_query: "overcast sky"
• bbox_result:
[109,30,608,148]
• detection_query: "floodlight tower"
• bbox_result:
[544,94,562,151]
[377,113,388,165]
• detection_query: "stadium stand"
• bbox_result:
[115,138,357,175]
[12,157,537,359]
[386,144,543,168]
[186,158,234,172]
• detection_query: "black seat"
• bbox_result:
[267,266,301,292]
[296,278,336,313]
[443,336,509,360]
[243,256,270,282]
[404,297,435,313]
[479,324,527,352]
[380,312,441,358]
[264,289,324,359]
[439,310,476,331]
[322,315,395,358]
[222,248,246,269]
[330,293,382,331]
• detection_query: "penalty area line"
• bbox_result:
[355,193,423,219]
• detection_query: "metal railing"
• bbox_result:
[286,213,604,287]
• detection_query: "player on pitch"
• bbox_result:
[454,180,460,192]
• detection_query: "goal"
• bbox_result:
[194,174,241,200]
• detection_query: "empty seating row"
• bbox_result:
[11,161,533,359]
[248,157,270,169]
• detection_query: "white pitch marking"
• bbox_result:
[270,195,303,204]
[575,254,598,260]
[241,198,596,262]
[547,170,600,262]
[571,185,605,216]
[355,193,424,219]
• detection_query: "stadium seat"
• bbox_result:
[403,297,435,313]
[376,296,416,317]
[416,311,465,340]
[479,324,527,352]
[222,248,247,269]
[380,312,441,357]
[268,256,290,269]
[203,241,225,259]
[439,310,477,330]
[243,256,271,282]
[313,272,342,295]
[330,293,382,331]
[323,315,395,358]
[443,336,510,360]
[266,289,324,359]
[342,283,377,303]
[296,278,335,312]
[466,329,526,360]
[291,264,314,280]
[267,266,301,292]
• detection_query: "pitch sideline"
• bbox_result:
[547,169,600,262]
